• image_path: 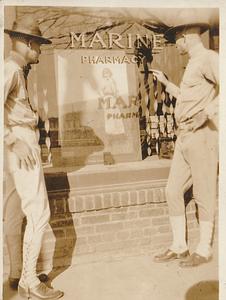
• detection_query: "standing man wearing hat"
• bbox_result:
[152,18,218,267]
[4,16,64,299]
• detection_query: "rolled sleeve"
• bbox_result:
[165,81,180,99]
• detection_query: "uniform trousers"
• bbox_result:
[165,121,218,222]
[3,125,50,287]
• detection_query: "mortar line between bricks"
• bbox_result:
[69,200,167,214]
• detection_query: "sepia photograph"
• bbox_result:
[1,0,225,299]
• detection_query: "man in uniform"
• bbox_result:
[4,16,64,299]
[152,13,218,267]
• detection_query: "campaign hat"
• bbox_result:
[164,9,210,43]
[4,15,52,44]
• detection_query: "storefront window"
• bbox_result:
[29,49,142,169]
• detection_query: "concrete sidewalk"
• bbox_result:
[3,247,218,300]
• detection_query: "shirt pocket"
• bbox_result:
[17,69,29,99]
[17,86,31,111]
[17,84,29,100]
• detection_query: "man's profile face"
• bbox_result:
[175,31,187,55]
[27,40,41,64]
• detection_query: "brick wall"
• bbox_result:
[3,166,218,276]
[34,173,202,271]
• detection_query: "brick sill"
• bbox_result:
[44,156,171,193]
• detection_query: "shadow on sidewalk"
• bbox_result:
[185,280,219,300]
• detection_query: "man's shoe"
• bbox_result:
[9,273,49,290]
[18,282,64,300]
[153,249,189,263]
[179,252,211,268]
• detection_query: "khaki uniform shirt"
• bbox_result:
[4,51,38,145]
[166,43,219,126]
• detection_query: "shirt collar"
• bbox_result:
[188,42,205,59]
[9,51,27,68]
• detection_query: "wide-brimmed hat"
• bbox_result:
[4,15,52,44]
[164,9,210,43]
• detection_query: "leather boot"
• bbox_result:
[179,252,211,268]
[154,249,189,263]
[18,282,63,300]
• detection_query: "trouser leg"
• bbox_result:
[3,174,24,278]
[188,125,218,257]
[7,148,50,288]
[189,126,218,222]
[165,137,192,252]
[5,236,23,278]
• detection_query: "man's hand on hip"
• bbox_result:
[10,139,37,170]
